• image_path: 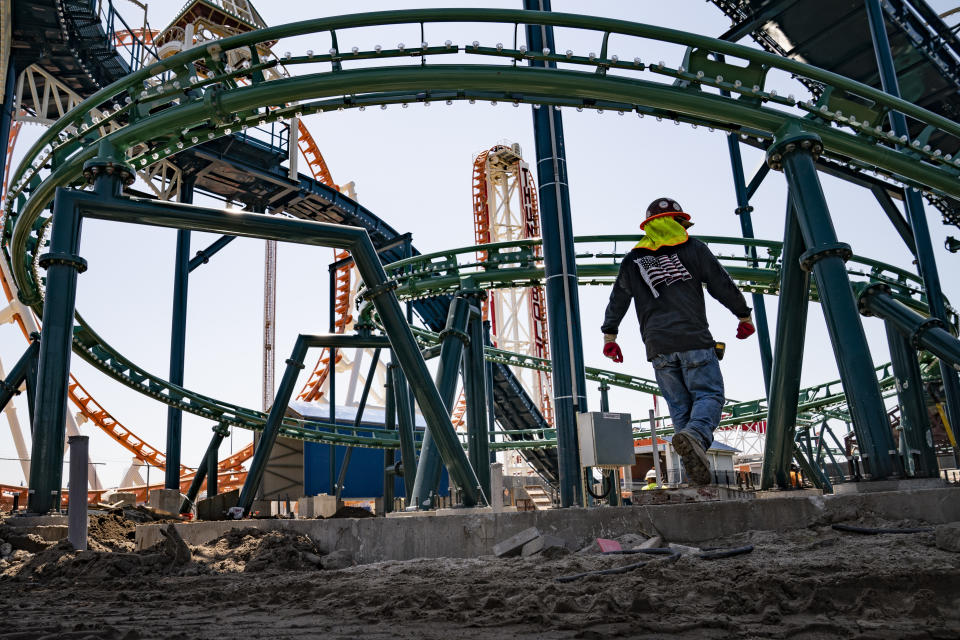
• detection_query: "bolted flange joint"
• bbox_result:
[438,327,470,345]
[0,379,20,396]
[355,279,398,305]
[285,358,306,370]
[82,160,136,187]
[734,205,754,215]
[910,317,947,350]
[212,422,230,438]
[83,140,135,187]
[38,252,88,273]
[798,242,852,272]
[766,124,823,171]
[856,281,891,317]
[353,317,377,334]
[456,287,487,302]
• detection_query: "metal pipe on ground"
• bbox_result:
[67,435,88,551]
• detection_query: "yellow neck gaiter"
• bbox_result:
[635,216,689,251]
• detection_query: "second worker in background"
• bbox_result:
[601,198,755,486]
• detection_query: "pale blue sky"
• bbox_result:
[2,1,957,487]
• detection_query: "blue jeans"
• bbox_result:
[651,347,724,451]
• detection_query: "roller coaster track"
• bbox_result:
[471,145,553,427]
[4,9,957,458]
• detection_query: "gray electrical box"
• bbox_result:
[577,412,635,468]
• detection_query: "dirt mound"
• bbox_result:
[8,525,197,581]
[88,512,136,551]
[199,527,326,573]
[328,506,375,519]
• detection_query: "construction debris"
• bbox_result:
[520,534,567,557]
[493,526,541,557]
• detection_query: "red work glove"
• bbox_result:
[603,341,623,363]
[736,318,755,340]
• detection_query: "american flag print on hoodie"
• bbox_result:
[633,253,692,298]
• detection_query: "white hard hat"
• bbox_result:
[645,469,657,481]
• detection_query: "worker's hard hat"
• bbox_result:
[645,469,658,481]
[640,197,693,230]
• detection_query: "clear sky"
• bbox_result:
[2,1,958,488]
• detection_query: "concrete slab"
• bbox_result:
[385,510,437,518]
[755,488,823,500]
[5,514,68,528]
[134,487,960,565]
[832,478,946,494]
[437,507,497,517]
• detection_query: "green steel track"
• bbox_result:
[3,9,956,450]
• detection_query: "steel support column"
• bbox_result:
[524,0,585,506]
[761,200,810,489]
[392,363,418,503]
[206,440,219,498]
[382,365,396,513]
[858,283,960,372]
[165,176,194,490]
[180,422,230,513]
[237,336,309,515]
[0,338,40,411]
[0,59,14,194]
[865,0,960,465]
[726,134,773,394]
[771,126,899,479]
[30,160,483,512]
[464,304,491,498]
[26,180,90,513]
[334,347,381,501]
[411,295,471,509]
[884,320,938,476]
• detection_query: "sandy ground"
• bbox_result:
[0,512,958,640]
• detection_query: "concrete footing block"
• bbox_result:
[493,526,540,557]
[197,490,239,521]
[149,489,182,516]
[297,494,338,519]
[101,491,136,507]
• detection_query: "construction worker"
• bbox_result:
[601,198,755,486]
[641,468,659,491]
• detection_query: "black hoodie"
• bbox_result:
[601,237,750,360]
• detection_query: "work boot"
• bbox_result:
[672,431,712,486]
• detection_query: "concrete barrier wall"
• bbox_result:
[135,487,960,563]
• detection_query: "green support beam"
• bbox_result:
[761,199,811,490]
[771,125,900,480]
